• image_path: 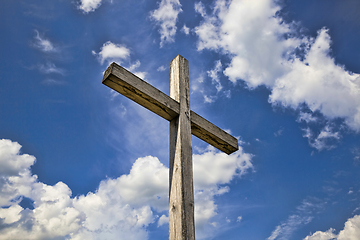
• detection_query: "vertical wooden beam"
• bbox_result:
[169,55,195,240]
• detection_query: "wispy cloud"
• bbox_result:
[204,95,216,103]
[268,197,325,240]
[150,0,183,47]
[207,60,223,92]
[157,65,167,72]
[126,60,147,80]
[78,0,102,13]
[92,41,130,65]
[42,79,67,86]
[0,139,253,239]
[297,112,319,123]
[33,30,56,52]
[194,0,360,148]
[31,30,68,86]
[274,128,284,137]
[38,62,65,75]
[303,125,341,151]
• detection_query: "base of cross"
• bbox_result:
[102,55,238,240]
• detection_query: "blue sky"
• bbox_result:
[1,0,360,239]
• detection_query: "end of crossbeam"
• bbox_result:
[102,62,115,84]
[102,62,179,121]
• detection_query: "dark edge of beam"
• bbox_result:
[102,62,179,121]
[190,111,238,155]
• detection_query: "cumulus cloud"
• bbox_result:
[193,146,253,238]
[304,215,360,240]
[150,0,183,47]
[92,41,130,65]
[269,29,360,131]
[0,139,160,239]
[0,140,35,177]
[33,30,56,52]
[78,0,102,13]
[194,0,360,147]
[158,214,169,227]
[0,139,253,239]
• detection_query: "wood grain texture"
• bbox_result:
[190,111,238,155]
[102,62,239,155]
[169,55,195,240]
[103,62,179,121]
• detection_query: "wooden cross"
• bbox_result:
[102,55,238,240]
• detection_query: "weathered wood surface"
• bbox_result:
[190,111,237,154]
[169,55,195,240]
[103,63,179,121]
[103,62,238,154]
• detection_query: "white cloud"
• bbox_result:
[150,0,183,47]
[0,139,35,177]
[0,139,155,239]
[78,0,102,13]
[207,60,223,92]
[158,214,169,227]
[128,60,141,72]
[237,216,242,222]
[104,155,168,212]
[304,215,360,240]
[182,24,190,35]
[298,112,319,123]
[194,0,360,144]
[204,95,216,103]
[268,197,325,240]
[195,0,299,87]
[33,30,56,52]
[304,229,337,240]
[157,65,167,72]
[0,139,253,240]
[269,29,360,131]
[193,146,252,189]
[303,125,340,151]
[127,60,147,80]
[193,146,253,238]
[195,2,206,17]
[92,41,130,65]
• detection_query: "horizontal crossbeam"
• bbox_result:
[103,62,238,154]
